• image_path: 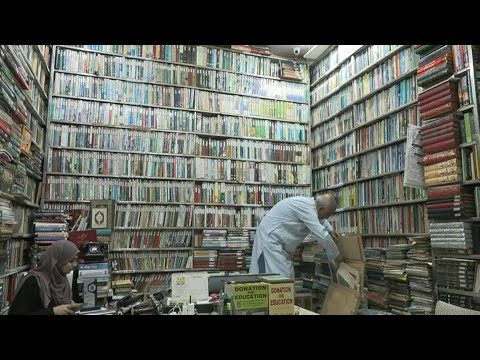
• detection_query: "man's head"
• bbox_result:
[315,193,337,220]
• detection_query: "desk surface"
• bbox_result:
[295,305,319,315]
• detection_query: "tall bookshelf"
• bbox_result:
[415,45,480,310]
[0,45,51,314]
[309,45,429,313]
[43,45,311,293]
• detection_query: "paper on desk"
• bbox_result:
[337,262,360,290]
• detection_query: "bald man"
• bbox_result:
[249,195,342,279]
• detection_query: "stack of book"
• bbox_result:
[192,249,217,269]
[418,79,459,122]
[364,248,389,311]
[417,46,454,88]
[33,210,69,264]
[217,249,245,270]
[406,236,434,314]
[77,262,111,301]
[425,183,476,220]
[430,222,474,255]
[111,279,134,298]
[195,229,227,248]
[280,60,303,81]
[226,229,250,249]
[384,244,412,314]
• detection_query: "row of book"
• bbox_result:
[194,207,267,228]
[312,106,418,151]
[312,109,416,167]
[110,273,171,294]
[430,222,478,254]
[50,96,311,141]
[328,204,426,235]
[115,205,193,228]
[51,126,197,154]
[417,46,453,87]
[73,45,309,81]
[196,114,309,142]
[110,250,190,271]
[52,125,312,160]
[49,149,196,178]
[45,177,196,202]
[197,159,310,185]
[317,173,426,209]
[312,142,405,190]
[193,229,251,248]
[55,48,308,102]
[193,249,246,269]
[193,183,310,205]
[53,73,310,122]
[111,230,193,249]
[0,239,27,271]
[311,74,417,127]
[311,47,416,105]
[310,45,396,85]
[46,177,311,206]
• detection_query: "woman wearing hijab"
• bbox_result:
[9,240,82,315]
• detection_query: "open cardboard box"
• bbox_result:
[321,235,365,315]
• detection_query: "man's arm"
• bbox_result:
[320,219,339,241]
[291,202,340,262]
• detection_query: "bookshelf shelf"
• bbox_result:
[195,203,274,208]
[310,45,427,259]
[460,141,477,148]
[0,265,30,279]
[310,45,411,103]
[51,94,308,126]
[458,104,474,113]
[58,45,308,85]
[110,247,194,252]
[311,67,417,110]
[310,45,369,87]
[114,227,193,231]
[436,287,479,297]
[312,136,407,171]
[53,69,309,105]
[335,198,427,213]
[311,98,417,132]
[361,233,430,237]
[312,169,405,192]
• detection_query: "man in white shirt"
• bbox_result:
[249,194,342,279]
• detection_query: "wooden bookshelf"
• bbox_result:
[44,45,311,290]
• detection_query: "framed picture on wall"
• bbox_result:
[90,200,115,229]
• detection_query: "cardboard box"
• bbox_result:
[260,275,295,315]
[321,235,365,315]
[224,281,269,315]
[295,292,313,311]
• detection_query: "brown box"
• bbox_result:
[321,235,365,315]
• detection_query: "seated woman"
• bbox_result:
[9,240,82,315]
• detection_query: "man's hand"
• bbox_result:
[53,303,82,315]
[329,230,339,242]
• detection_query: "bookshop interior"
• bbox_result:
[1,43,480,316]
